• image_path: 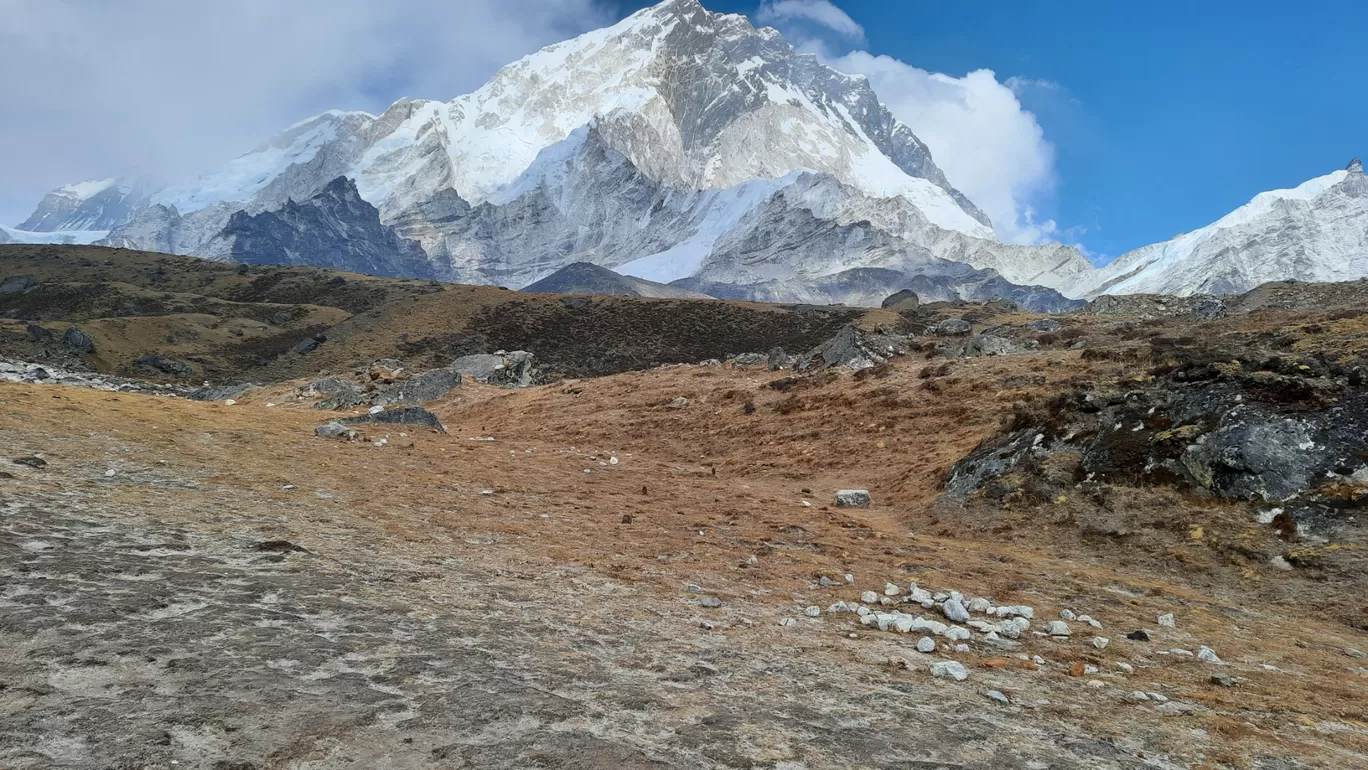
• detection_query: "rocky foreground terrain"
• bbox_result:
[5,246,1368,768]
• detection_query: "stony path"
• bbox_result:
[1,473,1167,770]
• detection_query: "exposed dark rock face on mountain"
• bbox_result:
[211,178,436,279]
[674,265,1082,313]
[522,262,711,299]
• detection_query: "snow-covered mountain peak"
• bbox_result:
[1070,161,1368,298]
[55,179,119,203]
[1349,158,1364,174]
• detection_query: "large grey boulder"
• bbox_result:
[315,421,359,441]
[372,367,463,407]
[340,406,446,432]
[449,351,537,387]
[881,289,920,312]
[0,275,36,295]
[936,318,972,336]
[61,327,95,353]
[834,489,872,508]
[188,383,255,402]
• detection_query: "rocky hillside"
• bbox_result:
[5,267,1368,767]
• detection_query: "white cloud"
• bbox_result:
[754,5,1064,245]
[755,0,866,44]
[0,0,613,226]
[825,53,1060,244]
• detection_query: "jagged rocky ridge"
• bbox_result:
[204,178,435,279]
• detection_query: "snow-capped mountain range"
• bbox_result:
[8,0,1364,305]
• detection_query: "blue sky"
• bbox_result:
[620,0,1366,261]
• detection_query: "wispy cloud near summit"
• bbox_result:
[0,0,613,226]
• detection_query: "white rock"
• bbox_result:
[1060,609,1077,621]
[967,620,995,633]
[1084,665,1098,675]
[860,614,877,627]
[1197,646,1222,664]
[941,598,971,623]
[908,587,933,603]
[916,637,936,653]
[779,618,797,627]
[855,605,871,617]
[827,602,848,614]
[884,582,901,596]
[984,689,1011,706]
[1086,680,1106,689]
[949,591,964,603]
[1157,613,1176,627]
[954,644,970,653]
[1147,692,1169,703]
[861,591,879,604]
[933,592,950,602]
[1170,648,1193,656]
[1116,662,1134,674]
[879,596,895,606]
[1047,621,1071,637]
[994,605,1034,619]
[942,626,971,641]
[893,617,914,633]
[834,489,871,508]
[930,661,969,681]
[967,597,993,614]
[1087,619,1103,629]
[845,573,854,583]
[921,599,936,609]
[1032,655,1046,666]
[747,555,759,566]
[910,618,948,635]
[1092,637,1110,650]
[804,606,822,618]
[1077,614,1093,623]
[1125,691,1150,702]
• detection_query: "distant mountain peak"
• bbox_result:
[1349,158,1364,174]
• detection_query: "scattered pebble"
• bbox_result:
[984,689,1011,706]
[778,618,797,627]
[1197,646,1222,664]
[699,597,723,609]
[1157,613,1176,628]
[1092,637,1110,650]
[804,605,821,618]
[1060,609,1077,621]
[1116,662,1134,674]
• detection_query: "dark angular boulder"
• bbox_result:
[881,289,921,312]
[340,406,446,432]
[61,327,96,353]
